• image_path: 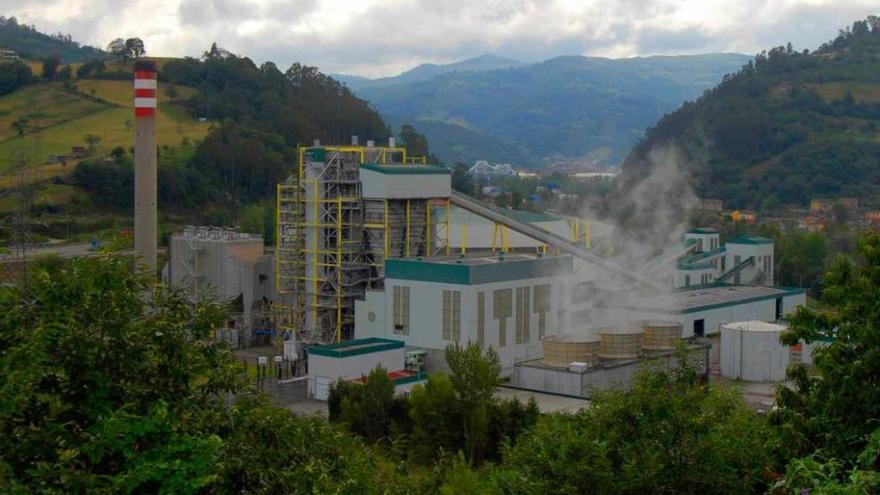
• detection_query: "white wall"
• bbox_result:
[360,169,450,199]
[720,326,789,381]
[309,347,405,399]
[597,292,806,338]
[675,267,715,288]
[725,242,774,285]
[355,290,387,338]
[357,275,563,374]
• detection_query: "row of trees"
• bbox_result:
[2,233,880,492]
[329,343,539,467]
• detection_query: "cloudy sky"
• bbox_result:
[3,0,878,77]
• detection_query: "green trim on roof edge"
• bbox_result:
[310,337,404,358]
[360,163,450,175]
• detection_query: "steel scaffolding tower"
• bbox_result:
[276,145,442,344]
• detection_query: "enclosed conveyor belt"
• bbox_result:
[448,191,663,288]
[716,256,755,283]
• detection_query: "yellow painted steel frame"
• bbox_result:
[460,223,468,255]
[384,199,390,258]
[426,201,432,251]
[445,201,451,255]
[405,200,411,257]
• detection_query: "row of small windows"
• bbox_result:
[391,284,552,348]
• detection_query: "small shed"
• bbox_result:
[309,337,406,400]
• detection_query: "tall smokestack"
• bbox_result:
[133,61,158,274]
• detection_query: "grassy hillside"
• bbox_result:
[0,79,209,172]
[623,16,880,210]
[354,53,750,167]
[0,75,210,228]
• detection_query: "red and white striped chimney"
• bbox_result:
[133,61,158,274]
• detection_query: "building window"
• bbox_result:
[685,275,691,287]
[392,286,410,335]
[515,286,531,345]
[494,289,512,348]
[442,290,461,342]
[533,284,551,338]
[477,292,485,349]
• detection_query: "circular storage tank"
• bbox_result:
[598,326,644,359]
[542,334,600,367]
[720,321,790,381]
[642,320,683,351]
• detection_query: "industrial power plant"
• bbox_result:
[127,70,810,404]
[150,135,810,402]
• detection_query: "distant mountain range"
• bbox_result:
[334,53,751,168]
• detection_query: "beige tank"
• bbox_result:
[598,326,644,359]
[542,334,601,367]
[642,320,683,350]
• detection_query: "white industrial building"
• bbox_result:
[674,229,775,288]
[355,253,573,373]
[308,337,426,400]
[597,285,806,338]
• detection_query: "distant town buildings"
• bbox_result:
[0,48,19,60]
[810,197,859,216]
[697,198,723,212]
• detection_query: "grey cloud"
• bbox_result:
[1,0,877,77]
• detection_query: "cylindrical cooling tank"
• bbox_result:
[642,320,683,350]
[542,334,600,367]
[598,326,644,359]
[720,321,789,381]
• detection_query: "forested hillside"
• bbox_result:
[623,16,880,210]
[349,53,750,167]
[0,17,106,62]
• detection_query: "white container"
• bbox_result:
[720,321,789,381]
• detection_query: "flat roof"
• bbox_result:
[603,285,806,315]
[385,254,573,285]
[309,337,404,358]
[727,235,773,245]
[724,320,787,332]
[348,369,428,386]
[687,227,719,234]
[360,163,450,175]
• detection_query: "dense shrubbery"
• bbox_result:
[0,60,33,96]
[5,233,880,492]
[329,343,540,467]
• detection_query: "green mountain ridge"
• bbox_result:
[347,53,751,168]
[0,16,107,62]
[622,16,880,210]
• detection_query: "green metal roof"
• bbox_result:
[385,255,573,285]
[309,337,404,358]
[360,163,450,175]
[726,235,773,245]
[687,227,719,235]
